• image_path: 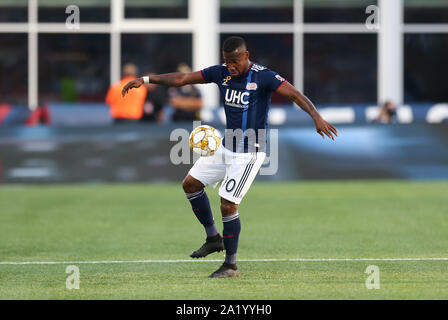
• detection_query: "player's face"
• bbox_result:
[223,49,250,77]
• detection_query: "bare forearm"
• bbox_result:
[292,93,321,120]
[276,81,321,120]
[147,73,186,87]
[276,81,338,140]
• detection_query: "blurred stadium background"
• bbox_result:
[0,0,448,183]
[1,0,448,184]
[0,0,447,183]
[1,0,448,300]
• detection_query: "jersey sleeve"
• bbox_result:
[262,69,286,92]
[200,65,222,84]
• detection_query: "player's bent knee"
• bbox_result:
[220,198,238,216]
[182,175,204,194]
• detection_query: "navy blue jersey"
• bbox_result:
[201,62,286,153]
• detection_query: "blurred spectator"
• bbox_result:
[140,73,166,123]
[0,104,12,126]
[60,76,77,102]
[167,63,203,122]
[375,101,397,124]
[25,106,51,126]
[105,63,147,124]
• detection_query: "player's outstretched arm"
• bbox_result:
[276,81,338,140]
[122,71,205,97]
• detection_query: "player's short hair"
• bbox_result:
[222,36,247,53]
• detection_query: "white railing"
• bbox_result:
[0,0,446,110]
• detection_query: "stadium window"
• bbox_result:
[124,0,188,19]
[404,34,448,103]
[220,0,293,23]
[0,34,28,106]
[0,0,28,22]
[38,34,110,104]
[220,33,293,105]
[304,0,378,23]
[304,33,377,104]
[121,34,192,75]
[404,0,448,23]
[38,0,110,23]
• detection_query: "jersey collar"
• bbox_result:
[243,62,253,77]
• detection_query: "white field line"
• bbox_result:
[0,257,448,265]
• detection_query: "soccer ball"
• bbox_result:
[189,125,222,156]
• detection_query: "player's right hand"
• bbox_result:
[122,78,144,97]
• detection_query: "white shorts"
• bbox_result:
[188,145,266,204]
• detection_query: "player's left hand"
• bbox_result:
[313,116,338,140]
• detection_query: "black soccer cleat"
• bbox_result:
[209,262,238,278]
[190,234,224,259]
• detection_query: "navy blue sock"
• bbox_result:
[222,212,241,265]
[186,190,218,237]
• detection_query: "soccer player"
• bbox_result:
[122,36,338,278]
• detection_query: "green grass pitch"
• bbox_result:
[0,181,447,299]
